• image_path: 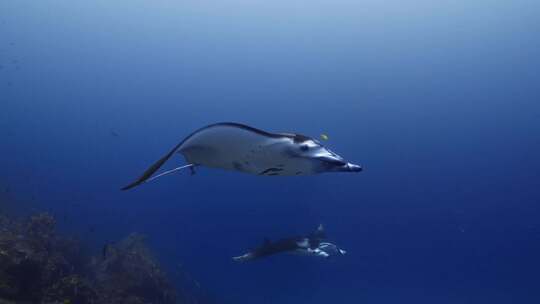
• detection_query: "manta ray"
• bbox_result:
[122,122,362,190]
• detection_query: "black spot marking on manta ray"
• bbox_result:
[295,171,302,175]
[258,167,284,175]
[292,134,311,143]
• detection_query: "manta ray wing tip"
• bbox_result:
[120,181,141,191]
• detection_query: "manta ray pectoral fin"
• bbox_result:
[122,164,195,190]
[121,141,185,190]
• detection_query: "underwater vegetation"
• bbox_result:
[0,213,202,304]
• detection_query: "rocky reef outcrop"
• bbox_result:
[0,213,198,304]
[92,233,177,304]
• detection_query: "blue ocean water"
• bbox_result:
[1,1,540,303]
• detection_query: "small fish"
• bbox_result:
[320,134,329,141]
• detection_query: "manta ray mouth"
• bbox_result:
[318,157,362,172]
[317,156,346,166]
[345,163,362,172]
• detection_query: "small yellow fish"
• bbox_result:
[320,134,329,141]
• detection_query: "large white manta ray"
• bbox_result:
[122,122,362,190]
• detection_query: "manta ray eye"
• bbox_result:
[300,145,309,151]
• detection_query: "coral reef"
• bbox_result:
[93,233,177,304]
[0,213,196,304]
[0,213,81,303]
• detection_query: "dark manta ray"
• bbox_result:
[233,225,347,262]
[122,122,362,190]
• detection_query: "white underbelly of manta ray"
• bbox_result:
[121,122,362,190]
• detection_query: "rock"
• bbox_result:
[94,233,177,304]
[0,213,181,303]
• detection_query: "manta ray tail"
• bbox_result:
[145,164,195,183]
[121,142,185,191]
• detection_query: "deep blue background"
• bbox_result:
[1,1,540,303]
